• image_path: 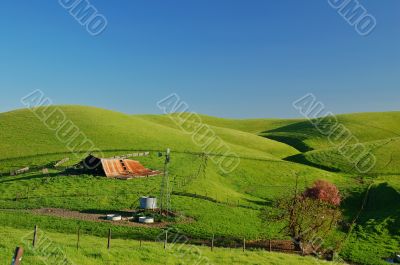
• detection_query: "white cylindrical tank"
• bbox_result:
[106,214,122,221]
[138,216,154,224]
[140,196,157,209]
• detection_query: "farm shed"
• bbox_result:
[80,155,161,180]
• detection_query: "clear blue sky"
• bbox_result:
[0,0,399,118]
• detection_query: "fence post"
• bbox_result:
[269,239,272,252]
[211,234,214,252]
[164,230,168,250]
[140,240,142,248]
[76,228,80,250]
[32,225,38,247]
[107,228,111,250]
[243,238,246,252]
[11,247,23,265]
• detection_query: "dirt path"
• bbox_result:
[27,208,171,228]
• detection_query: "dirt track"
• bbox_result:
[28,208,170,228]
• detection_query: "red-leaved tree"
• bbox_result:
[304,179,341,206]
[266,178,342,255]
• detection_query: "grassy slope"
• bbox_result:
[0,227,333,265]
[0,106,344,240]
[340,176,400,265]
[2,106,400,264]
[0,106,298,161]
[136,113,300,158]
[300,137,400,174]
[137,113,300,134]
[263,111,400,150]
[262,111,400,173]
[260,111,400,264]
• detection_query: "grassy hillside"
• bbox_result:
[257,111,400,264]
[139,113,300,134]
[0,106,297,161]
[0,227,334,265]
[0,106,345,241]
[340,176,400,265]
[262,111,400,151]
[294,137,400,174]
[261,111,400,175]
[1,106,400,264]
[0,151,345,240]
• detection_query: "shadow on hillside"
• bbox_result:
[172,191,218,203]
[261,118,341,152]
[172,191,260,210]
[264,119,336,137]
[284,154,341,172]
[342,182,400,235]
[262,134,313,153]
[245,198,274,207]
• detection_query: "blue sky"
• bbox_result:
[0,0,399,118]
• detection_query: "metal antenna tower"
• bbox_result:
[159,148,171,215]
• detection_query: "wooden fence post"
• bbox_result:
[76,228,80,250]
[243,238,246,252]
[211,234,214,252]
[164,230,168,250]
[269,239,272,252]
[11,247,24,265]
[107,228,111,250]
[32,225,38,247]
[140,240,142,248]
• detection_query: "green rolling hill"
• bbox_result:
[260,111,400,175]
[0,106,399,265]
[138,113,300,134]
[262,111,400,150]
[0,106,298,161]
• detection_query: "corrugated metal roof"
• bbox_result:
[100,158,161,179]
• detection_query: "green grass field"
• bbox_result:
[1,106,399,264]
[1,227,336,265]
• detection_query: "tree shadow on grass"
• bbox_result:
[244,198,274,207]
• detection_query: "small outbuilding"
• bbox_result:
[79,155,161,180]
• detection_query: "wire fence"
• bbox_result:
[20,225,299,254]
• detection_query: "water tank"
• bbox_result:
[140,196,157,209]
[106,214,122,221]
[138,216,154,224]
